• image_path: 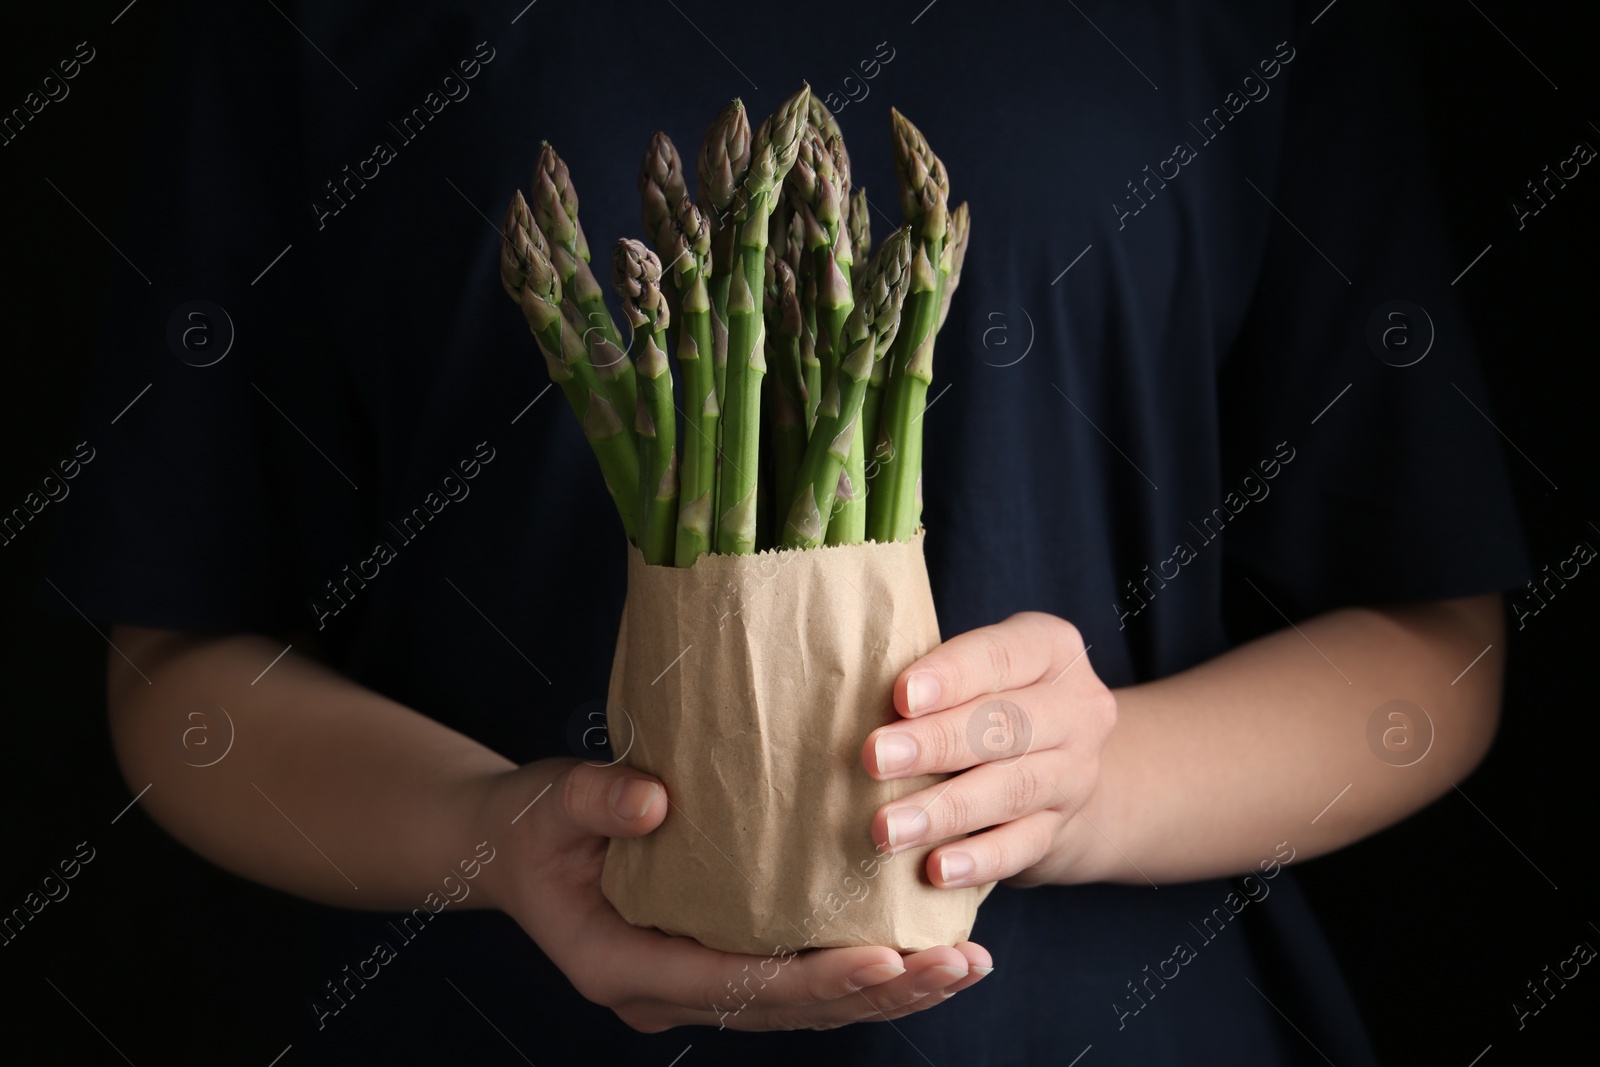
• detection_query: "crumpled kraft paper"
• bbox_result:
[601,530,994,955]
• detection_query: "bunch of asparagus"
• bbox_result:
[500,85,970,566]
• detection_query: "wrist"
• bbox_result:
[468,765,525,915]
[1043,786,1120,886]
[1058,691,1150,886]
[1051,715,1140,886]
[469,758,574,918]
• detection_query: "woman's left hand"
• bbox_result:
[862,611,1118,889]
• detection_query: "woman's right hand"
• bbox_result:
[480,757,992,1032]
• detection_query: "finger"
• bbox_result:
[928,810,1061,889]
[553,759,668,843]
[665,938,906,1020]
[865,682,1056,779]
[544,873,909,1034]
[638,940,991,1032]
[691,948,903,1031]
[940,941,995,995]
[895,611,1083,718]
[696,943,977,1031]
[872,753,1068,855]
[786,944,976,1030]
[861,943,971,1003]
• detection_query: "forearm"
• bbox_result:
[1076,594,1504,884]
[107,626,517,911]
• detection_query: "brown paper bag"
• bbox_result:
[601,530,994,956]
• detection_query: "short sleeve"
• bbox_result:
[1218,5,1530,625]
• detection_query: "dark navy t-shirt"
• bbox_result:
[52,1,1528,1063]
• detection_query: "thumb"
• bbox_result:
[556,760,668,840]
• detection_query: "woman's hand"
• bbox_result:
[482,758,992,1033]
[862,611,1118,889]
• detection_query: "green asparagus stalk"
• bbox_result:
[780,227,912,549]
[826,413,870,544]
[800,270,821,429]
[529,142,589,260]
[760,205,802,552]
[788,208,819,430]
[666,195,718,566]
[532,143,638,441]
[768,196,794,275]
[501,191,639,537]
[639,131,689,339]
[836,225,910,544]
[614,240,677,564]
[832,137,855,280]
[867,109,950,543]
[849,187,872,265]
[890,109,951,246]
[788,207,808,279]
[639,132,688,256]
[500,187,546,302]
[849,187,882,462]
[788,129,848,380]
[714,84,811,555]
[861,351,888,489]
[787,127,866,543]
[807,97,854,257]
[808,94,847,159]
[764,257,806,535]
[696,100,752,405]
[938,200,971,332]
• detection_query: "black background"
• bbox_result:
[2,1,1595,1062]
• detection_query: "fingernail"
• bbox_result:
[971,965,995,977]
[874,732,918,775]
[939,851,975,884]
[913,964,968,995]
[610,778,660,821]
[905,672,941,715]
[885,806,929,849]
[846,964,906,991]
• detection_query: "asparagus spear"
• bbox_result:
[825,419,871,543]
[789,129,850,380]
[763,256,806,536]
[849,187,888,473]
[785,207,819,431]
[761,200,815,441]
[799,266,822,430]
[500,187,547,302]
[639,132,688,256]
[890,109,951,245]
[696,100,752,405]
[501,191,639,537]
[614,240,678,565]
[780,227,912,549]
[532,143,638,441]
[867,109,950,543]
[849,187,872,265]
[808,96,853,242]
[768,195,793,274]
[638,131,689,340]
[831,133,856,279]
[529,142,588,260]
[714,84,811,555]
[788,127,867,543]
[938,200,971,332]
[667,196,718,566]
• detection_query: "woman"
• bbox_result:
[55,1,1525,1061]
